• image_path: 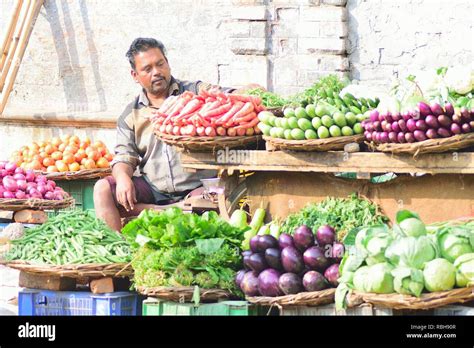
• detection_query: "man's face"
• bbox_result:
[131,48,171,96]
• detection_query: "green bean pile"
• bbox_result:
[6,210,131,265]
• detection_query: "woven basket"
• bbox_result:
[346,286,474,310]
[155,132,262,152]
[41,168,112,181]
[136,285,235,302]
[0,196,74,212]
[2,260,133,278]
[263,134,364,152]
[369,133,474,156]
[246,288,336,307]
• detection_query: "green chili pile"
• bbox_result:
[6,210,131,264]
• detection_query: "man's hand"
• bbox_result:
[113,163,137,212]
[115,173,137,212]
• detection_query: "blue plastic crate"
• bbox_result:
[19,289,141,316]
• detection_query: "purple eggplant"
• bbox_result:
[302,271,328,292]
[303,246,330,271]
[235,269,247,288]
[293,225,315,251]
[331,242,345,262]
[258,269,282,297]
[278,233,294,250]
[452,114,462,124]
[324,263,340,287]
[258,235,279,251]
[279,273,303,295]
[243,250,252,270]
[248,253,268,273]
[265,248,283,270]
[316,225,336,246]
[240,271,260,296]
[281,246,304,274]
[250,235,260,253]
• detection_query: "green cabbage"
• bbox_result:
[353,263,394,294]
[453,253,474,287]
[437,227,473,263]
[392,266,424,297]
[385,235,438,269]
[423,258,456,292]
[355,225,393,265]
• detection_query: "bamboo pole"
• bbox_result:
[0,0,43,115]
[0,0,24,72]
[0,0,31,92]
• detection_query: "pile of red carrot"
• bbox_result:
[151,89,265,137]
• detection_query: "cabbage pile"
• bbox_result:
[336,211,474,309]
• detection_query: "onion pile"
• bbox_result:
[362,102,474,144]
[0,161,67,200]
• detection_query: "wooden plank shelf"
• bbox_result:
[180,151,474,174]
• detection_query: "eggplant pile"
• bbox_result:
[362,102,474,144]
[235,225,344,297]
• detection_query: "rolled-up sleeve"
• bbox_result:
[111,102,140,170]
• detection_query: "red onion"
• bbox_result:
[14,167,24,175]
[369,110,379,122]
[0,161,6,170]
[3,176,18,192]
[37,184,47,195]
[44,191,55,200]
[30,191,43,199]
[13,173,25,181]
[407,119,417,132]
[3,191,15,198]
[16,179,27,191]
[25,170,35,183]
[5,162,17,173]
[35,175,47,184]
[397,132,407,143]
[47,180,56,189]
[15,190,26,199]
[0,169,8,177]
[461,123,471,133]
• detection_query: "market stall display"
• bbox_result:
[152,90,264,151]
[4,210,132,278]
[335,212,474,310]
[0,161,73,211]
[9,135,113,179]
[123,208,247,301]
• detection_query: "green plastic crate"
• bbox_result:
[142,299,266,316]
[55,179,96,211]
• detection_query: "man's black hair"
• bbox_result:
[126,38,167,70]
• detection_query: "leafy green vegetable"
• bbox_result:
[127,208,245,294]
[423,258,456,292]
[246,88,288,108]
[392,266,424,297]
[385,235,438,269]
[454,253,474,287]
[355,225,393,265]
[436,226,473,263]
[281,194,388,240]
